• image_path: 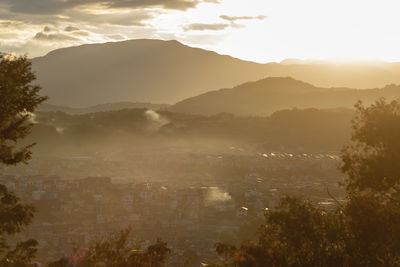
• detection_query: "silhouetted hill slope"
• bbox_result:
[32,39,270,107]
[169,77,400,116]
[27,107,354,154]
[32,39,400,107]
[39,102,169,114]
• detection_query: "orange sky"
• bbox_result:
[1,0,400,62]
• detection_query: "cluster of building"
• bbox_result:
[0,150,344,265]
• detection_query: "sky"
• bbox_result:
[1,0,400,63]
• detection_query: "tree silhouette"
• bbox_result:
[213,99,400,266]
[48,228,170,267]
[341,99,400,266]
[0,54,47,265]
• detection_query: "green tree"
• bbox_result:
[0,54,47,266]
[213,99,400,266]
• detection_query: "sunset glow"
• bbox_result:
[1,0,400,62]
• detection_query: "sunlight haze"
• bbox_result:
[1,0,400,62]
[3,1,400,265]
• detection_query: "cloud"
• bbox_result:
[64,26,80,32]
[1,0,68,15]
[65,8,154,26]
[220,14,267,22]
[0,37,79,57]
[32,26,78,42]
[0,0,222,57]
[0,0,219,15]
[182,13,266,32]
[0,32,19,39]
[43,26,52,32]
[184,23,229,31]
[33,31,79,41]
[72,31,91,37]
[0,9,64,25]
[112,0,219,10]
[108,0,201,10]
[0,21,14,27]
[106,34,127,40]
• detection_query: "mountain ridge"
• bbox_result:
[168,77,400,116]
[39,102,170,114]
[31,39,400,108]
[32,39,269,107]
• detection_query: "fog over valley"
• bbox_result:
[2,2,400,265]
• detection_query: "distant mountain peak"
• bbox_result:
[32,39,270,107]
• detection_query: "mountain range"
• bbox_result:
[39,102,169,114]
[168,77,400,116]
[32,39,270,107]
[32,39,400,108]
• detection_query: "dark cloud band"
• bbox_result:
[0,0,218,15]
[33,31,79,41]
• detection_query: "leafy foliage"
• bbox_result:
[213,99,400,266]
[215,197,348,267]
[0,54,46,266]
[340,99,400,266]
[0,54,47,164]
[341,99,400,194]
[48,229,170,267]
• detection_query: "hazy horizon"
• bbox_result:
[24,38,397,65]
